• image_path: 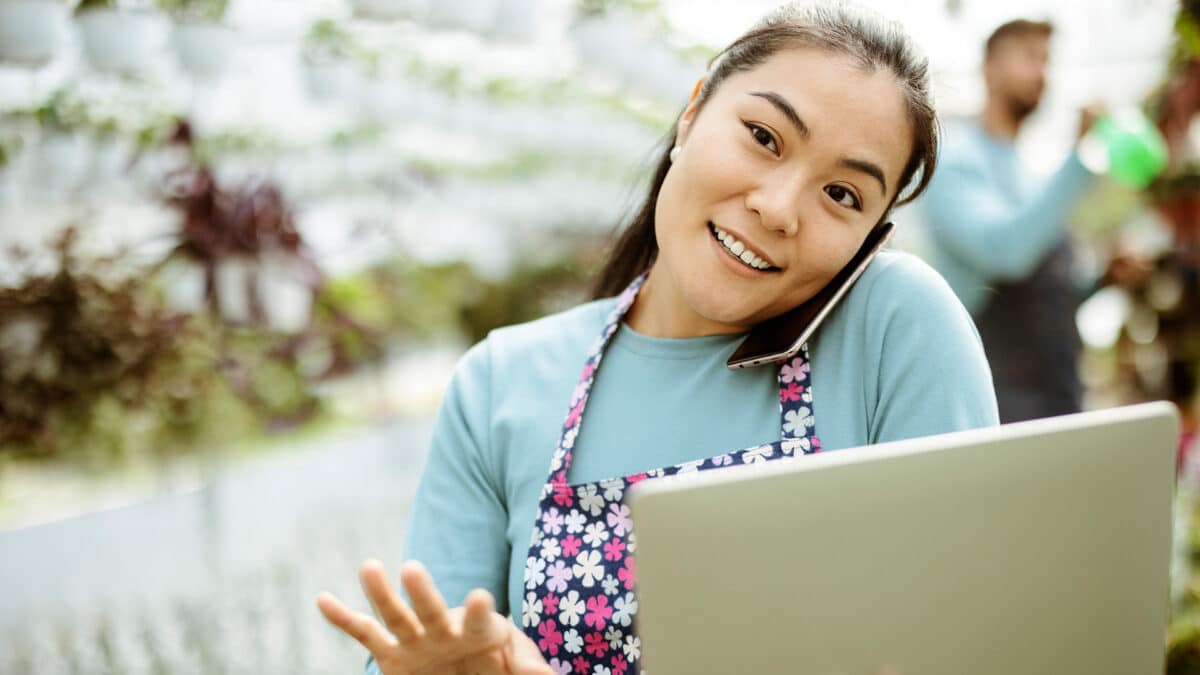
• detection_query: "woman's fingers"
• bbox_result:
[315,591,398,654]
[461,588,497,638]
[507,623,556,675]
[359,559,424,644]
[400,560,455,639]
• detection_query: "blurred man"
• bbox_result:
[922,19,1097,423]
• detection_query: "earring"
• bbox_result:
[669,145,682,163]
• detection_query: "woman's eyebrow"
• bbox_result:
[749,90,808,139]
[748,90,888,197]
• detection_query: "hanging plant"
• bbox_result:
[156,0,227,23]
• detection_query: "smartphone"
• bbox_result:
[726,220,896,370]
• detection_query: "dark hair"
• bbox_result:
[593,1,940,298]
[984,19,1054,59]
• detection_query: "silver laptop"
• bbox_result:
[628,402,1179,675]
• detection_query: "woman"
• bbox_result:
[319,2,999,674]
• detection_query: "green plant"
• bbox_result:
[301,18,356,66]
[74,0,116,16]
[157,0,227,22]
[33,89,88,133]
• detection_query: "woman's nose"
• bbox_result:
[744,178,803,238]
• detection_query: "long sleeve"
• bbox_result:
[861,254,1000,444]
[923,150,1092,283]
[365,341,512,675]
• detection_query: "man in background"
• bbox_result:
[922,19,1097,423]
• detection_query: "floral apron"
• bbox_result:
[520,273,822,675]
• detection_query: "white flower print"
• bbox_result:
[742,444,775,464]
[711,453,734,467]
[540,536,562,561]
[801,387,813,404]
[529,525,544,547]
[583,521,609,547]
[542,507,565,536]
[563,425,579,450]
[600,478,625,502]
[605,626,623,649]
[677,459,705,474]
[613,593,637,627]
[559,590,585,626]
[783,406,814,436]
[646,468,665,478]
[606,502,632,537]
[546,559,574,593]
[564,628,583,653]
[593,667,611,675]
[781,437,811,456]
[626,531,637,553]
[573,549,605,587]
[578,484,605,516]
[623,635,642,661]
[564,509,587,534]
[524,557,546,590]
[601,574,620,596]
[522,592,543,628]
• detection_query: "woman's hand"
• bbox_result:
[317,559,553,675]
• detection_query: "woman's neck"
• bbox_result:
[622,267,749,338]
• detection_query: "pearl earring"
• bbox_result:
[669,145,682,163]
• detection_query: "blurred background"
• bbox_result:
[0,0,1199,672]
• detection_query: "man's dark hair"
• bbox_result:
[984,19,1053,59]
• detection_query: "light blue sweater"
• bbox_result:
[365,251,998,674]
[921,122,1094,313]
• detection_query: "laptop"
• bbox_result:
[627,402,1179,675]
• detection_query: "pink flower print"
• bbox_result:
[618,556,636,590]
[584,631,609,657]
[611,654,628,675]
[561,534,583,557]
[570,380,588,406]
[538,620,564,656]
[553,482,574,508]
[544,592,560,615]
[711,453,733,466]
[779,381,802,403]
[582,362,596,380]
[546,559,573,593]
[584,595,613,630]
[573,655,590,674]
[626,472,648,485]
[602,538,626,562]
[565,400,585,429]
[605,503,632,537]
[813,435,823,451]
[780,357,804,383]
[549,658,572,675]
[542,507,565,536]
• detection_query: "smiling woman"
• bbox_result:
[317,3,998,675]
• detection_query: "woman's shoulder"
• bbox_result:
[456,296,617,378]
[854,249,971,321]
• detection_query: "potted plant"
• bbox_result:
[31,89,93,194]
[425,0,499,34]
[0,0,69,66]
[300,19,360,102]
[348,0,426,21]
[74,0,167,76]
[157,0,233,81]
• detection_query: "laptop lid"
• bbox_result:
[628,402,1179,675]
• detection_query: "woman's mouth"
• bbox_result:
[708,222,779,272]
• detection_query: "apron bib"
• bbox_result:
[520,273,821,675]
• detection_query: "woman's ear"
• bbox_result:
[673,77,706,148]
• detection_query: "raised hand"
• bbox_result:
[318,559,553,675]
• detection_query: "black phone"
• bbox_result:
[726,220,896,370]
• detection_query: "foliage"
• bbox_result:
[301,19,357,66]
[156,0,228,22]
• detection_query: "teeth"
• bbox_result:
[711,224,773,271]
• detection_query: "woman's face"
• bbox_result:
[651,47,914,332]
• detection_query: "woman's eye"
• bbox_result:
[825,185,862,210]
[745,123,778,154]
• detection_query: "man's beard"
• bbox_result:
[1007,95,1040,124]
